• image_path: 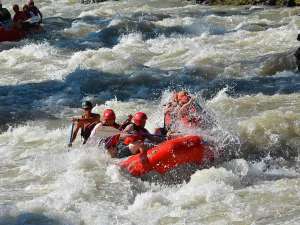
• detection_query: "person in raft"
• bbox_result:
[22,4,32,19]
[21,4,39,30]
[155,91,202,137]
[12,5,27,29]
[89,109,132,157]
[176,91,201,128]
[0,1,12,29]
[117,112,164,157]
[69,101,100,147]
[28,0,42,23]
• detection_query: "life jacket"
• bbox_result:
[102,122,121,149]
[179,104,202,128]
[104,134,120,149]
[123,124,147,145]
[124,134,144,145]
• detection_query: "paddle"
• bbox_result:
[86,125,123,146]
[89,123,164,140]
[91,104,102,116]
[90,124,122,139]
[67,122,75,148]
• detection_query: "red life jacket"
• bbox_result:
[179,105,202,128]
[124,134,144,145]
[123,124,147,145]
[103,122,120,149]
[105,134,120,149]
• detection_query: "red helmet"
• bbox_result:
[103,109,116,121]
[133,112,147,126]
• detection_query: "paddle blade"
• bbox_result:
[91,105,102,116]
[90,124,121,139]
[67,122,74,147]
[87,124,121,146]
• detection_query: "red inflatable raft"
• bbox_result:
[0,28,26,42]
[119,135,214,177]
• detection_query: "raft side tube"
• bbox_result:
[119,135,215,177]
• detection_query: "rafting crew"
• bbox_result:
[69,91,203,158]
[0,0,42,31]
[69,104,165,158]
[89,111,163,158]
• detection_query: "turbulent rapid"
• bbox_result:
[0,0,300,224]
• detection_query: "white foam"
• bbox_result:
[63,21,98,37]
[0,43,68,85]
[154,16,196,27]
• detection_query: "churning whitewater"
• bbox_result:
[0,0,300,224]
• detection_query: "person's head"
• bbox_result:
[28,0,34,7]
[133,112,147,128]
[102,109,116,125]
[177,91,191,106]
[13,4,19,13]
[23,4,29,12]
[297,34,300,42]
[81,101,93,114]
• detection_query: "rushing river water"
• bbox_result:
[1,0,300,224]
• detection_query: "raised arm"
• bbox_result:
[69,121,83,146]
[37,8,42,22]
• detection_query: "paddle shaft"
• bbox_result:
[68,122,75,147]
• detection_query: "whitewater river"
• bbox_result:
[1,0,300,224]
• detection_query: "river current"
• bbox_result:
[0,0,300,224]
